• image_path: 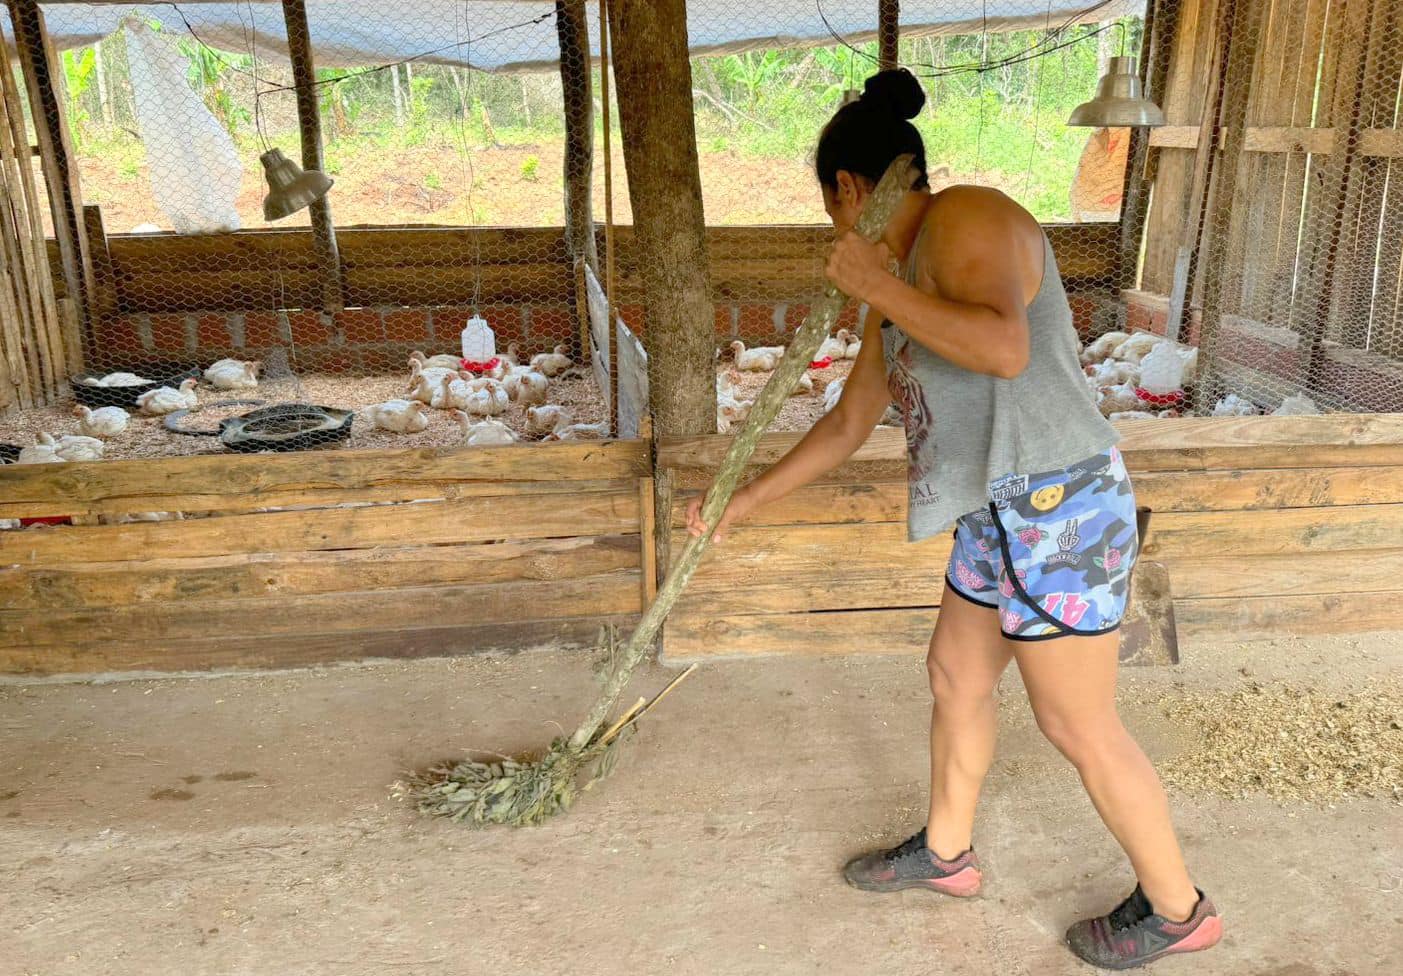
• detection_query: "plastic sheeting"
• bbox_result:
[124,18,242,233]
[18,1,1142,72]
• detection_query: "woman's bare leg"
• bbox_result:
[1013,630,1198,920]
[924,581,1015,860]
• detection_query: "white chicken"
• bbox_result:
[72,404,129,438]
[1079,330,1130,365]
[716,392,753,433]
[135,378,198,415]
[407,362,458,395]
[817,330,850,361]
[1273,394,1321,416]
[462,377,509,417]
[530,345,573,378]
[717,370,741,402]
[502,342,522,367]
[1097,381,1141,416]
[1084,358,1140,387]
[1211,393,1258,417]
[1112,332,1162,365]
[363,398,431,433]
[1109,410,1158,421]
[504,368,549,406]
[1177,346,1199,384]
[452,411,517,446]
[409,350,463,371]
[53,434,104,461]
[790,371,815,396]
[527,405,572,438]
[822,376,846,414]
[81,371,152,387]
[730,340,784,372]
[843,331,861,359]
[203,358,260,390]
[546,420,610,441]
[17,433,64,464]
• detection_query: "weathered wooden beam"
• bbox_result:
[606,0,715,436]
[279,0,344,313]
[555,0,597,275]
[1117,0,1174,291]
[878,0,900,70]
[6,0,93,346]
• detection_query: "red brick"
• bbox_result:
[383,308,432,342]
[243,311,284,348]
[334,308,383,344]
[96,316,143,355]
[835,304,860,330]
[195,314,233,348]
[528,305,574,345]
[298,348,356,374]
[1184,309,1203,347]
[286,309,334,344]
[356,345,411,373]
[619,304,645,332]
[784,303,812,331]
[150,313,189,352]
[714,305,736,339]
[736,304,776,343]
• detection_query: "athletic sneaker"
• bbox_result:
[841,827,982,897]
[1065,884,1222,970]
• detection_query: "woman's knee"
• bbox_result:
[1034,706,1125,767]
[927,649,996,712]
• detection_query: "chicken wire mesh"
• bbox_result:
[1,0,606,462]
[2,0,1401,472]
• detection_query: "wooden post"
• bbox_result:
[1116,0,1175,291]
[606,0,716,436]
[7,0,93,347]
[280,0,344,313]
[556,0,596,365]
[599,0,618,431]
[878,0,900,71]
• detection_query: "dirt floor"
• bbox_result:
[4,632,1400,976]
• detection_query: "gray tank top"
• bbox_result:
[879,222,1118,542]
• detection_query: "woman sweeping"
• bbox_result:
[687,69,1221,970]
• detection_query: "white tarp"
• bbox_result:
[15,1,1143,72]
[123,17,241,233]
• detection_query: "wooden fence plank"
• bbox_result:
[0,569,640,646]
[0,489,640,563]
[2,615,633,676]
[1174,589,1403,640]
[1132,464,1403,510]
[1168,548,1403,599]
[0,535,640,609]
[0,439,649,516]
[670,481,908,527]
[1142,503,1403,557]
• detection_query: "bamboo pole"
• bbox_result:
[563,154,917,755]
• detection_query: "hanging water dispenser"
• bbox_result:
[461,315,496,366]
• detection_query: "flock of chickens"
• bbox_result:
[362,344,607,446]
[716,328,878,432]
[8,345,607,465]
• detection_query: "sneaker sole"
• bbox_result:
[844,867,982,898]
[1067,915,1223,971]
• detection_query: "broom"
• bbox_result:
[397,154,919,826]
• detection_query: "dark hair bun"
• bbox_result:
[861,68,925,120]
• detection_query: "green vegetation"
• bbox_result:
[56,18,1140,225]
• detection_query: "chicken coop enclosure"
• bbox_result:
[1,0,1402,674]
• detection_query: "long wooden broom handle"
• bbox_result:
[567,154,919,752]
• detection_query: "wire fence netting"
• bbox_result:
[0,0,1400,476]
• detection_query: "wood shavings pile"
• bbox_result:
[1159,681,1403,804]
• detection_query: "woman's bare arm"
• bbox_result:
[686,315,889,539]
[826,188,1036,379]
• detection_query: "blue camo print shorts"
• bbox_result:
[945,447,1138,641]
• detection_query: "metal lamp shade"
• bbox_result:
[1067,55,1166,128]
[260,148,334,221]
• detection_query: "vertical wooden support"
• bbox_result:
[280,0,344,313]
[598,0,618,432]
[1116,0,1174,291]
[556,0,596,365]
[7,0,93,351]
[607,0,717,436]
[638,474,657,605]
[1192,0,1265,404]
[83,206,118,325]
[878,0,900,71]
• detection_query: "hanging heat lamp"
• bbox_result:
[1067,54,1165,127]
[259,148,334,221]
